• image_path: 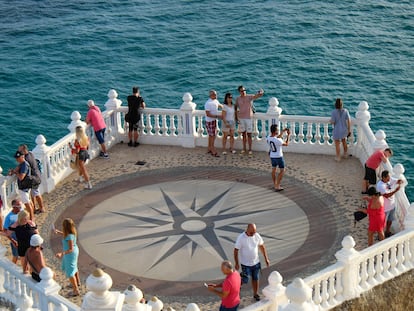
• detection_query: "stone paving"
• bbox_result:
[26,143,369,309]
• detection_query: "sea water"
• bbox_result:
[0,0,413,200]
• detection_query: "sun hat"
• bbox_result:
[30,234,44,247]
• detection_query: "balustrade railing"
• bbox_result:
[0,90,412,311]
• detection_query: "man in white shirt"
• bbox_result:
[266,124,290,191]
[234,223,270,301]
[205,90,222,157]
[376,170,402,237]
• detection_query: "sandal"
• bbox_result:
[211,153,220,157]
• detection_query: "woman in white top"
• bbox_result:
[221,92,236,154]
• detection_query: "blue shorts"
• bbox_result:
[241,262,261,284]
[385,208,395,222]
[10,233,18,257]
[271,157,285,169]
[220,304,239,311]
[95,128,106,144]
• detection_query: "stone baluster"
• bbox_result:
[404,203,414,268]
[306,123,313,143]
[147,296,163,311]
[334,236,362,300]
[323,123,330,145]
[396,243,405,273]
[314,122,322,145]
[280,278,317,311]
[389,245,398,276]
[170,114,177,136]
[17,283,34,311]
[262,271,287,309]
[366,257,377,287]
[104,89,123,144]
[374,253,385,283]
[359,260,368,291]
[161,114,168,136]
[32,134,51,193]
[382,248,392,278]
[154,114,161,135]
[81,268,124,311]
[180,93,197,148]
[144,113,153,136]
[36,267,61,311]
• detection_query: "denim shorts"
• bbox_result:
[241,262,261,283]
[220,304,239,311]
[271,157,285,169]
[78,150,89,162]
[385,208,395,222]
[95,128,106,144]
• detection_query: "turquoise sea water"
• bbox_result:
[0,0,413,200]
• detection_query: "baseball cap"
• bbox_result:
[14,151,24,158]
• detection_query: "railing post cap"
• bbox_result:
[185,303,201,311]
[393,163,405,175]
[147,296,164,311]
[285,277,312,303]
[335,235,358,261]
[107,89,119,99]
[86,268,113,294]
[123,284,143,304]
[267,97,282,114]
[0,166,3,176]
[181,93,196,110]
[268,270,283,285]
[358,101,369,111]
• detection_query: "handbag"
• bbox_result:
[70,154,79,169]
[354,203,367,226]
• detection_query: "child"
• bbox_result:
[359,186,385,246]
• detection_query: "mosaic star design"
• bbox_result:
[104,187,279,272]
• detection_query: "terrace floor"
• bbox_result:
[34,143,367,307]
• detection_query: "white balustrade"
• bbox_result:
[0,91,412,311]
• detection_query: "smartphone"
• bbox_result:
[204,283,208,288]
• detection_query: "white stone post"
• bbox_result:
[0,167,9,211]
[179,93,197,148]
[280,278,317,311]
[334,236,361,300]
[262,271,287,309]
[36,267,61,311]
[266,97,282,130]
[81,268,125,311]
[32,135,51,194]
[17,283,34,311]
[105,89,125,144]
[68,111,86,133]
[354,101,373,160]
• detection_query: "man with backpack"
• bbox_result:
[18,144,45,214]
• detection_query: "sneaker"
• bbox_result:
[79,176,84,183]
[84,182,92,190]
[248,150,253,156]
[99,151,104,157]
[134,142,140,147]
[254,294,260,301]
[103,153,109,159]
[231,150,236,154]
[222,151,227,155]
[240,150,246,155]
[128,141,133,147]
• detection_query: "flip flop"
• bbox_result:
[212,153,220,157]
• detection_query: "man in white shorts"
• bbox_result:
[235,85,264,156]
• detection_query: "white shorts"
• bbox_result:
[18,189,31,204]
[238,119,253,133]
[31,188,40,197]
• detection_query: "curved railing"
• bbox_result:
[0,90,412,311]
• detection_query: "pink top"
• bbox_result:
[221,271,241,308]
[86,106,106,132]
[365,150,385,169]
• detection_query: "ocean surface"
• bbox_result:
[0,0,413,200]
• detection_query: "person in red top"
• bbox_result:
[86,100,109,158]
[207,260,241,311]
[362,148,393,194]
